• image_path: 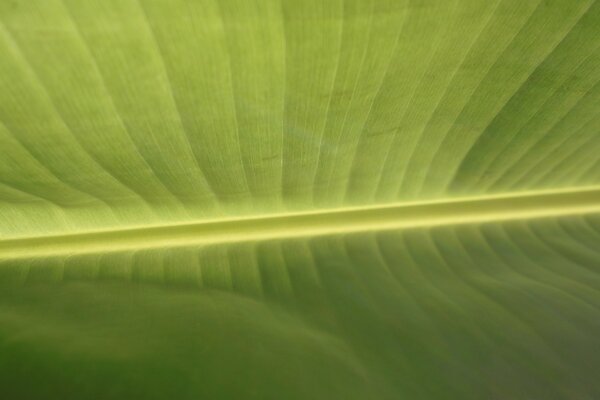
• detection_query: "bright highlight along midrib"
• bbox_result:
[1,185,600,260]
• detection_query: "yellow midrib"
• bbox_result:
[1,186,600,259]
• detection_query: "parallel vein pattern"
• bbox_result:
[0,0,598,237]
[1,1,599,399]
[1,215,600,399]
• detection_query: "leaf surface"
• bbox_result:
[1,0,599,398]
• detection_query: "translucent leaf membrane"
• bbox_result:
[0,0,598,238]
[1,215,600,399]
[1,1,600,398]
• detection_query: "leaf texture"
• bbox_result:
[1,0,599,398]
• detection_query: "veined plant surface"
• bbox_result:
[0,0,599,399]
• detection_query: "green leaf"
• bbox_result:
[1,0,599,398]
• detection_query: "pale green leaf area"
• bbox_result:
[1,0,600,398]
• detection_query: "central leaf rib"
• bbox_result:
[1,186,599,260]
